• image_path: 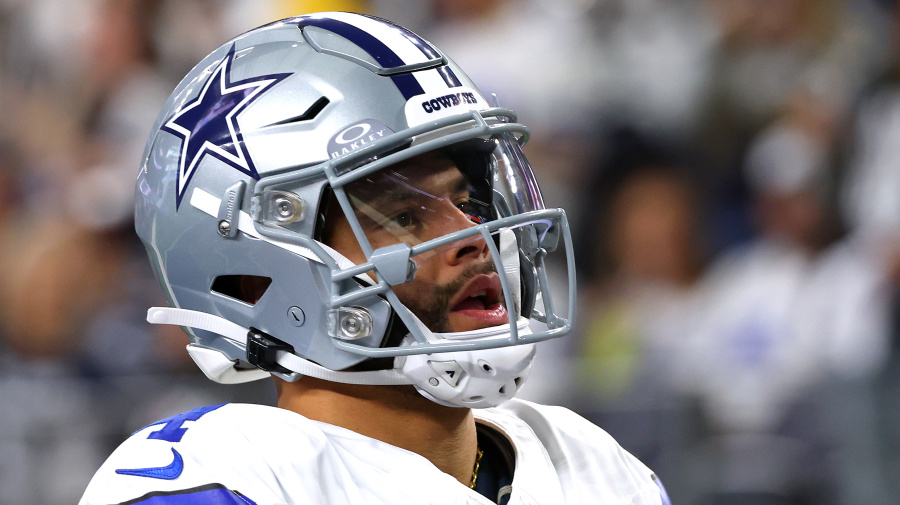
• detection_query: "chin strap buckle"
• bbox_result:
[246,328,293,374]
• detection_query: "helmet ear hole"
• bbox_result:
[211,275,272,305]
[313,186,336,242]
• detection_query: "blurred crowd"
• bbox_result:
[1,0,899,504]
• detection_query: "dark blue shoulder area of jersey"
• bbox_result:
[116,483,257,505]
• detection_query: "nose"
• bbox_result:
[439,209,490,266]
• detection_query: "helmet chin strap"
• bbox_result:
[147,307,411,386]
[148,306,534,408]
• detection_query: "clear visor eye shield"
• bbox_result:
[253,107,576,360]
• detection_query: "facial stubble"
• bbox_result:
[400,261,502,334]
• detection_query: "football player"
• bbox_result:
[80,12,671,505]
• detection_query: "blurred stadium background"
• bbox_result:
[2,0,900,503]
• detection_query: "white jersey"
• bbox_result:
[80,399,670,504]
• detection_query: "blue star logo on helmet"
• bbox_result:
[161,44,291,209]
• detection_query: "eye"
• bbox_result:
[389,211,413,228]
[457,199,489,224]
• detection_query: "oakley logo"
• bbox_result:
[327,119,395,160]
[334,124,372,144]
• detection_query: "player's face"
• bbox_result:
[323,153,509,333]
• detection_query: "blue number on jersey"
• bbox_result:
[116,404,228,480]
[116,483,257,505]
[142,404,227,442]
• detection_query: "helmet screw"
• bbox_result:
[274,197,295,219]
[287,306,305,327]
[340,314,363,337]
[327,307,373,340]
[217,220,231,236]
[428,377,440,387]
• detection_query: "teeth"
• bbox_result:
[470,290,487,299]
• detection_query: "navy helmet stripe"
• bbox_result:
[359,13,441,59]
[301,18,427,100]
[390,73,427,100]
[300,17,425,99]
[436,66,462,88]
[400,32,441,59]
[301,17,404,68]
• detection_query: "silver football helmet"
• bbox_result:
[136,12,575,408]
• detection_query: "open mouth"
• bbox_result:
[448,274,509,329]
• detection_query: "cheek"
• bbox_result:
[391,276,434,303]
[340,239,365,265]
[390,263,446,315]
[403,256,452,294]
[326,221,366,265]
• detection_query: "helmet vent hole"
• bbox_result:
[468,395,484,402]
[478,360,494,374]
[211,275,272,305]
[266,96,330,126]
[498,385,507,395]
[513,376,522,388]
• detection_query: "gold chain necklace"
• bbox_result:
[469,445,484,489]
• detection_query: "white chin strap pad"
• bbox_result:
[186,344,272,383]
[398,320,536,409]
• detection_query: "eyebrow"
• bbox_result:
[363,169,469,208]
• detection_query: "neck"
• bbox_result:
[277,377,479,487]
